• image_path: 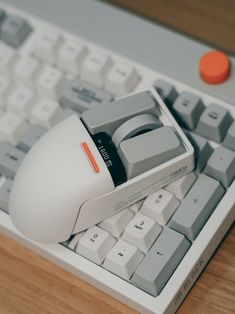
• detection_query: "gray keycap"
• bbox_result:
[18,125,46,152]
[131,227,190,296]
[0,143,25,179]
[82,91,159,136]
[204,146,235,188]
[223,121,235,151]
[169,174,225,241]
[0,9,6,25]
[195,103,233,142]
[118,126,185,179]
[0,179,12,213]
[59,80,113,113]
[153,79,178,106]
[173,91,205,130]
[1,15,31,47]
[184,130,213,172]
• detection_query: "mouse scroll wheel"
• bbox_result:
[92,132,127,186]
[112,113,162,149]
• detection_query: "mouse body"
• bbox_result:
[9,115,115,242]
[9,88,194,243]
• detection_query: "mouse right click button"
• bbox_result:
[117,126,185,179]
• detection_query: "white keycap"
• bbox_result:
[122,213,161,253]
[0,176,7,188]
[7,85,35,119]
[13,56,40,86]
[165,172,197,200]
[105,62,140,96]
[99,208,134,238]
[104,239,144,280]
[0,76,11,109]
[36,65,65,99]
[128,200,143,213]
[67,232,85,251]
[0,43,16,76]
[0,111,28,145]
[76,226,116,265]
[32,30,63,64]
[141,189,180,225]
[57,40,87,75]
[30,98,61,129]
[81,51,112,88]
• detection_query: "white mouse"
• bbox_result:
[9,88,194,244]
[9,115,115,243]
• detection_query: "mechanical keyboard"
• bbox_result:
[0,0,234,313]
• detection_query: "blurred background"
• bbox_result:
[107,0,235,54]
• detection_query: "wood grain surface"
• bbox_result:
[1,1,235,313]
[109,0,235,54]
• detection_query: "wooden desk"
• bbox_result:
[0,1,235,313]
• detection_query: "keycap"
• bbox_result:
[59,80,113,113]
[1,15,31,47]
[76,226,116,264]
[128,200,143,213]
[0,76,10,108]
[0,43,16,76]
[141,189,180,225]
[112,113,162,148]
[118,126,185,179]
[0,111,28,145]
[153,79,178,106]
[81,51,112,88]
[131,228,190,296]
[57,40,87,75]
[0,178,12,213]
[17,125,46,152]
[185,131,213,172]
[173,91,205,130]
[30,98,62,129]
[33,30,63,64]
[0,143,25,179]
[82,91,158,136]
[204,146,235,188]
[195,103,233,142]
[0,9,6,25]
[105,62,140,96]
[122,213,162,253]
[165,172,197,199]
[0,176,6,188]
[103,239,144,280]
[169,174,225,241]
[223,121,235,151]
[67,232,85,251]
[7,85,35,119]
[99,208,134,238]
[13,56,40,86]
[36,65,66,100]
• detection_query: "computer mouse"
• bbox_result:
[9,88,194,243]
